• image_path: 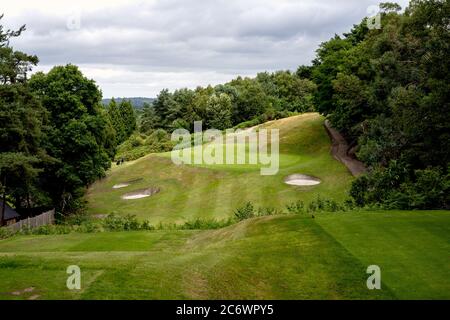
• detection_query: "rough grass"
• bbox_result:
[0,210,448,300]
[86,113,353,223]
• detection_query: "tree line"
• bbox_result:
[139,70,317,133]
[0,16,136,222]
[305,1,449,209]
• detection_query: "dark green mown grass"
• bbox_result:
[316,211,450,299]
[1,211,448,300]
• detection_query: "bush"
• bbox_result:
[307,196,345,212]
[0,227,14,239]
[351,162,449,210]
[141,220,155,230]
[62,211,91,225]
[384,167,450,209]
[180,218,233,230]
[257,207,283,216]
[20,224,73,236]
[234,202,255,221]
[286,200,306,214]
[115,129,175,162]
[102,214,142,231]
[130,135,145,147]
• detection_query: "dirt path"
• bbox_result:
[324,120,367,176]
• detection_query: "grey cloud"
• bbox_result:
[3,0,411,97]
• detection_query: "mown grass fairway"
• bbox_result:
[87,113,353,223]
[0,211,449,300]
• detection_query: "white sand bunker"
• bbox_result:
[121,187,160,200]
[112,178,143,189]
[112,183,129,189]
[284,174,321,186]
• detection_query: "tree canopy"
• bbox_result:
[309,1,450,209]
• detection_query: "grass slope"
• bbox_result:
[87,113,353,223]
[0,211,448,300]
[2,113,448,300]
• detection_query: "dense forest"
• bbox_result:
[308,0,449,209]
[0,0,449,225]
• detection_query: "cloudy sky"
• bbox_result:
[2,0,409,98]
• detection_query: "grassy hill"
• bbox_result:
[1,113,448,300]
[87,113,353,223]
[0,211,448,299]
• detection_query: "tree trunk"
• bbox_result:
[1,176,6,226]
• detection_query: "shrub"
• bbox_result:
[180,218,233,230]
[0,227,14,239]
[130,135,145,147]
[286,200,306,214]
[62,211,91,225]
[234,202,255,221]
[123,215,140,230]
[102,214,142,231]
[384,167,450,209]
[307,196,345,212]
[351,162,449,209]
[257,207,283,216]
[114,128,175,162]
[141,220,155,230]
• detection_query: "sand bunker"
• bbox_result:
[121,187,160,200]
[112,183,129,189]
[112,178,143,189]
[284,174,321,186]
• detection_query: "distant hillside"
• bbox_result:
[102,97,155,109]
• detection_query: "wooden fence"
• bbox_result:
[7,209,55,232]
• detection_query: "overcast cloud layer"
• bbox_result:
[2,0,409,98]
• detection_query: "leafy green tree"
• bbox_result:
[0,153,41,224]
[172,88,196,130]
[107,98,126,143]
[206,93,233,130]
[311,35,354,117]
[152,89,176,129]
[140,102,159,133]
[0,16,38,85]
[272,70,317,112]
[119,99,137,137]
[310,1,450,209]
[0,15,48,221]
[295,65,313,79]
[190,86,215,126]
[29,65,113,212]
[228,77,269,124]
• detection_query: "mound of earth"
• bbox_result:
[284,174,321,186]
[121,187,160,200]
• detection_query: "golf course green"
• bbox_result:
[1,113,448,300]
[86,113,353,223]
